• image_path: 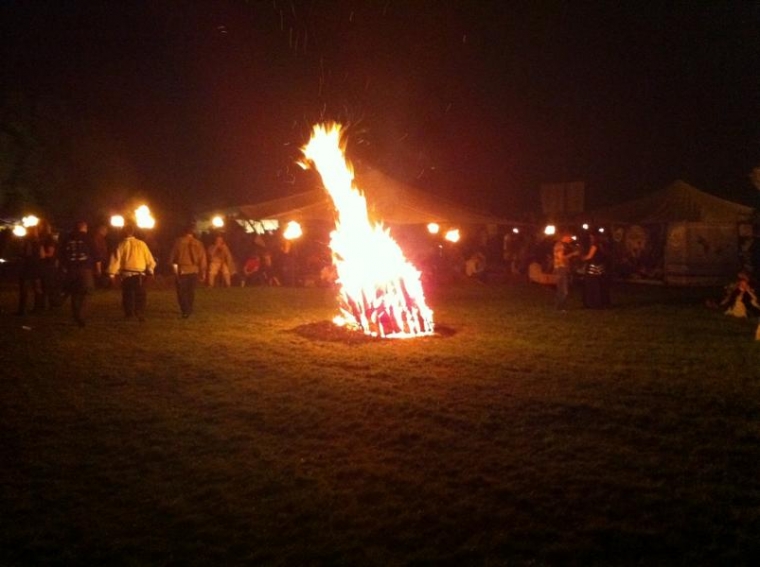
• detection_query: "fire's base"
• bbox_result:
[291,321,454,343]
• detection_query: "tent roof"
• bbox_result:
[588,180,754,224]
[232,166,513,225]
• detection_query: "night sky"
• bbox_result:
[2,1,759,220]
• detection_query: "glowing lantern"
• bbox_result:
[444,229,460,243]
[135,205,155,229]
[512,227,520,234]
[300,122,434,338]
[212,215,225,228]
[582,223,589,230]
[13,225,27,237]
[110,215,125,228]
[427,222,440,235]
[283,220,303,240]
[544,224,556,236]
[22,215,39,228]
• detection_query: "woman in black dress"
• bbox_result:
[581,234,610,309]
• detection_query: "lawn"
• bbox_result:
[1,278,759,566]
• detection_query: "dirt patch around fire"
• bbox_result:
[290,320,456,342]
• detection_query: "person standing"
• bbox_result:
[553,232,580,311]
[169,223,207,318]
[108,224,157,322]
[59,220,96,327]
[15,223,43,315]
[92,223,112,288]
[37,219,61,310]
[580,233,611,309]
[206,234,235,287]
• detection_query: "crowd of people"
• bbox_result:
[5,218,621,326]
[6,217,332,326]
[6,217,760,339]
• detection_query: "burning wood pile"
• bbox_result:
[300,123,434,338]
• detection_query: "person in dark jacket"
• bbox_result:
[580,233,611,309]
[60,220,96,327]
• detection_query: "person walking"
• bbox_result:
[108,224,157,322]
[169,223,207,318]
[59,220,96,327]
[553,232,580,311]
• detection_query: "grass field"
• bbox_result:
[1,277,760,566]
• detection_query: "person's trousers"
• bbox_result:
[121,274,147,317]
[554,267,571,309]
[68,268,94,324]
[176,273,198,316]
[208,262,231,287]
[17,275,42,314]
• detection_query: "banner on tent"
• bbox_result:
[610,223,666,281]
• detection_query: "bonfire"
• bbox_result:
[300,123,434,338]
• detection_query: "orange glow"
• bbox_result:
[427,222,440,235]
[301,123,434,338]
[110,215,125,228]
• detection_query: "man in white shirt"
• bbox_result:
[108,224,157,322]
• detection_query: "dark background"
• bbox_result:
[2,0,759,223]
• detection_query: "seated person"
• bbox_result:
[260,250,281,286]
[465,251,486,279]
[241,254,262,286]
[708,271,760,318]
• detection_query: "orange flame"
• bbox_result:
[301,123,434,338]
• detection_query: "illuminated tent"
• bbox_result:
[232,166,513,226]
[586,180,755,284]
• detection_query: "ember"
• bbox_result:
[301,123,434,338]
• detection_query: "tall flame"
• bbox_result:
[301,123,434,338]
